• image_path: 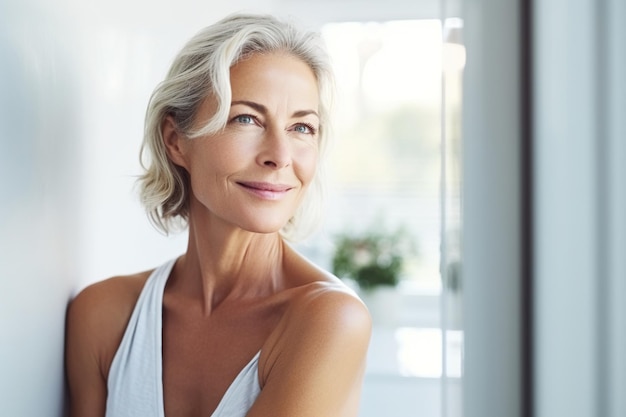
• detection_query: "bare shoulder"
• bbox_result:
[66,270,153,376]
[68,271,151,335]
[260,249,372,376]
[292,278,370,329]
[251,262,372,416]
[69,271,150,316]
[65,269,154,416]
[280,244,372,341]
[289,246,369,319]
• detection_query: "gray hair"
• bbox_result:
[137,12,334,241]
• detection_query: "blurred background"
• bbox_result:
[0,0,624,416]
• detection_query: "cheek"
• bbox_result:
[188,138,247,175]
[295,146,319,185]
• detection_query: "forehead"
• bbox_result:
[229,52,319,108]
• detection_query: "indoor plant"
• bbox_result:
[332,228,409,290]
[331,226,415,325]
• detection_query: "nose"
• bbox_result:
[257,128,291,169]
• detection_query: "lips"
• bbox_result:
[236,181,295,200]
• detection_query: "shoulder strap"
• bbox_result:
[105,258,176,417]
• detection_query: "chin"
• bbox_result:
[225,204,299,236]
[237,218,292,236]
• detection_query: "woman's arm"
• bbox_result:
[65,285,109,417]
[65,276,144,417]
[249,288,372,417]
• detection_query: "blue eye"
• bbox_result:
[234,114,255,124]
[293,123,317,135]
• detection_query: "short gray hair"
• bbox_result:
[137,12,334,241]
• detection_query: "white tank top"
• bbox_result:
[105,258,261,417]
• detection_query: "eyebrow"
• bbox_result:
[231,100,319,119]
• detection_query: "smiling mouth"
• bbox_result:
[236,181,294,199]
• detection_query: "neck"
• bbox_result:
[171,215,287,315]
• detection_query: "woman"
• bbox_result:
[65,12,372,417]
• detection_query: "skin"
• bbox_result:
[65,52,372,417]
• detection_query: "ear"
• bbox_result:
[162,115,188,169]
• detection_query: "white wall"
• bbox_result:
[0,4,80,414]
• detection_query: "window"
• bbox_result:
[294,17,465,417]
[300,20,444,292]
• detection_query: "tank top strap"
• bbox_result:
[105,258,176,417]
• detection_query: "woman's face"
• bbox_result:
[177,52,320,234]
